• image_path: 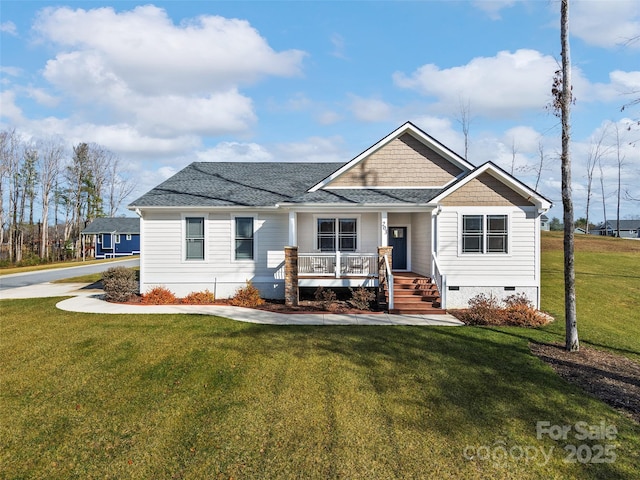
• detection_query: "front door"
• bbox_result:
[389,227,407,270]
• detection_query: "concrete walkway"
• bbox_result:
[0,282,464,327]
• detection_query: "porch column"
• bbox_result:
[378,246,393,275]
[284,246,299,307]
[288,211,297,246]
[380,211,388,246]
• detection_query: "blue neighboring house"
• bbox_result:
[81,217,140,259]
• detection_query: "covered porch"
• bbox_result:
[282,209,447,312]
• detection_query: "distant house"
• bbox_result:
[129,122,552,313]
[81,217,140,259]
[540,215,550,231]
[591,220,640,238]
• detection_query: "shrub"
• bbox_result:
[314,287,337,310]
[503,294,548,327]
[461,293,505,325]
[102,266,138,302]
[348,287,375,311]
[230,281,264,308]
[183,289,216,305]
[453,292,549,327]
[142,286,177,305]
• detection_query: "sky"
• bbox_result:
[1,0,639,223]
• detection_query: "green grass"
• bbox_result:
[0,234,639,479]
[534,233,640,361]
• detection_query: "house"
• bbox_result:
[81,217,140,259]
[128,122,551,313]
[540,214,550,231]
[591,220,640,238]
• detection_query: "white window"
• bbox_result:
[462,214,508,254]
[114,234,121,244]
[235,217,254,260]
[317,218,357,252]
[126,234,132,240]
[185,217,205,260]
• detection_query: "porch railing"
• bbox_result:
[432,253,446,309]
[383,254,394,310]
[298,252,378,277]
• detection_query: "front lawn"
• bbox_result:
[1,297,639,479]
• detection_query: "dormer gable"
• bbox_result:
[309,122,473,192]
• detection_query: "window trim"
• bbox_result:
[183,215,207,262]
[459,212,510,255]
[114,234,121,244]
[313,215,360,253]
[233,215,255,261]
[126,234,132,241]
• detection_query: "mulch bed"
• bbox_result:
[254,300,382,315]
[112,296,380,315]
[530,342,640,424]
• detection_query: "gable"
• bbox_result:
[326,133,465,188]
[439,172,536,207]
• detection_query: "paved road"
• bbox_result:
[0,258,139,290]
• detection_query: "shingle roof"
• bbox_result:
[129,162,449,208]
[128,162,346,207]
[82,217,140,234]
[292,188,442,204]
[596,220,640,230]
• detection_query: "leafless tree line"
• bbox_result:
[583,122,636,236]
[0,128,134,263]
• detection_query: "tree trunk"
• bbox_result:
[561,0,579,352]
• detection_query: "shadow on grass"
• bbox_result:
[489,326,640,360]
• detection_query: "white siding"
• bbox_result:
[436,206,541,308]
[140,210,288,298]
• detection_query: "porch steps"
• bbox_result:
[387,272,447,315]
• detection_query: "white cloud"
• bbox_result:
[0,90,25,124]
[25,87,60,108]
[411,115,465,156]
[472,1,516,20]
[0,21,17,36]
[27,5,307,149]
[316,110,342,125]
[34,5,305,94]
[572,0,640,49]
[349,95,393,122]
[1,66,22,78]
[502,126,542,152]
[274,136,347,163]
[197,142,273,162]
[394,49,560,118]
[197,136,347,164]
[330,33,348,59]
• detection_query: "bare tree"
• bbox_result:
[558,0,579,352]
[3,131,27,262]
[37,136,65,258]
[106,155,135,216]
[0,129,19,247]
[456,97,472,159]
[598,154,607,234]
[613,123,626,237]
[585,126,609,234]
